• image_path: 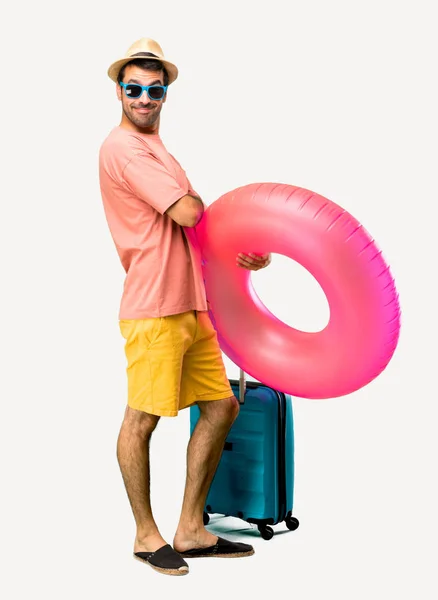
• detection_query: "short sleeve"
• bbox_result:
[122,152,189,214]
[169,153,203,203]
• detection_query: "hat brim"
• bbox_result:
[108,57,178,85]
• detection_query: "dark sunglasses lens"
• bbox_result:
[148,86,165,100]
[125,84,142,98]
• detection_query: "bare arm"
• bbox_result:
[165,193,205,227]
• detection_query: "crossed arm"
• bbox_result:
[165,194,271,271]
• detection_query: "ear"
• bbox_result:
[162,90,167,104]
[116,82,122,101]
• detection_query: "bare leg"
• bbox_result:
[116,405,166,553]
[173,396,239,551]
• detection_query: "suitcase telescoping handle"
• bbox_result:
[239,369,246,405]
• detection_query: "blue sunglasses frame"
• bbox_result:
[119,82,168,100]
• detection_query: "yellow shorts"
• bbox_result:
[119,310,234,417]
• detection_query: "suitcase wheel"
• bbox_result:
[285,515,300,531]
[258,525,274,540]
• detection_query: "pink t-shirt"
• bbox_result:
[99,126,207,319]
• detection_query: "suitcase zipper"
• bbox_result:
[274,390,287,523]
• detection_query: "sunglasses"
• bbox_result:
[119,82,168,100]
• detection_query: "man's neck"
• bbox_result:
[119,115,160,136]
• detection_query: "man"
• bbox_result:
[99,38,271,576]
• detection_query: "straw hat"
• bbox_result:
[107,38,178,84]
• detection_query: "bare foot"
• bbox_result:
[134,532,168,554]
[173,528,218,553]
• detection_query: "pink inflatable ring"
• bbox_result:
[195,183,401,399]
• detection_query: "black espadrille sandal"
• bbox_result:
[134,544,189,575]
[178,536,254,559]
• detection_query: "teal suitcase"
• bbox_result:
[189,371,299,540]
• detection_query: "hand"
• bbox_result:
[236,252,272,271]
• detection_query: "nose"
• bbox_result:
[140,89,150,102]
[135,89,150,104]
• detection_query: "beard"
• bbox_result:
[123,100,162,129]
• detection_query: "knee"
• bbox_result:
[225,396,240,424]
[201,395,240,429]
[121,405,160,439]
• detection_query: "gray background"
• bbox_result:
[1,0,437,597]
